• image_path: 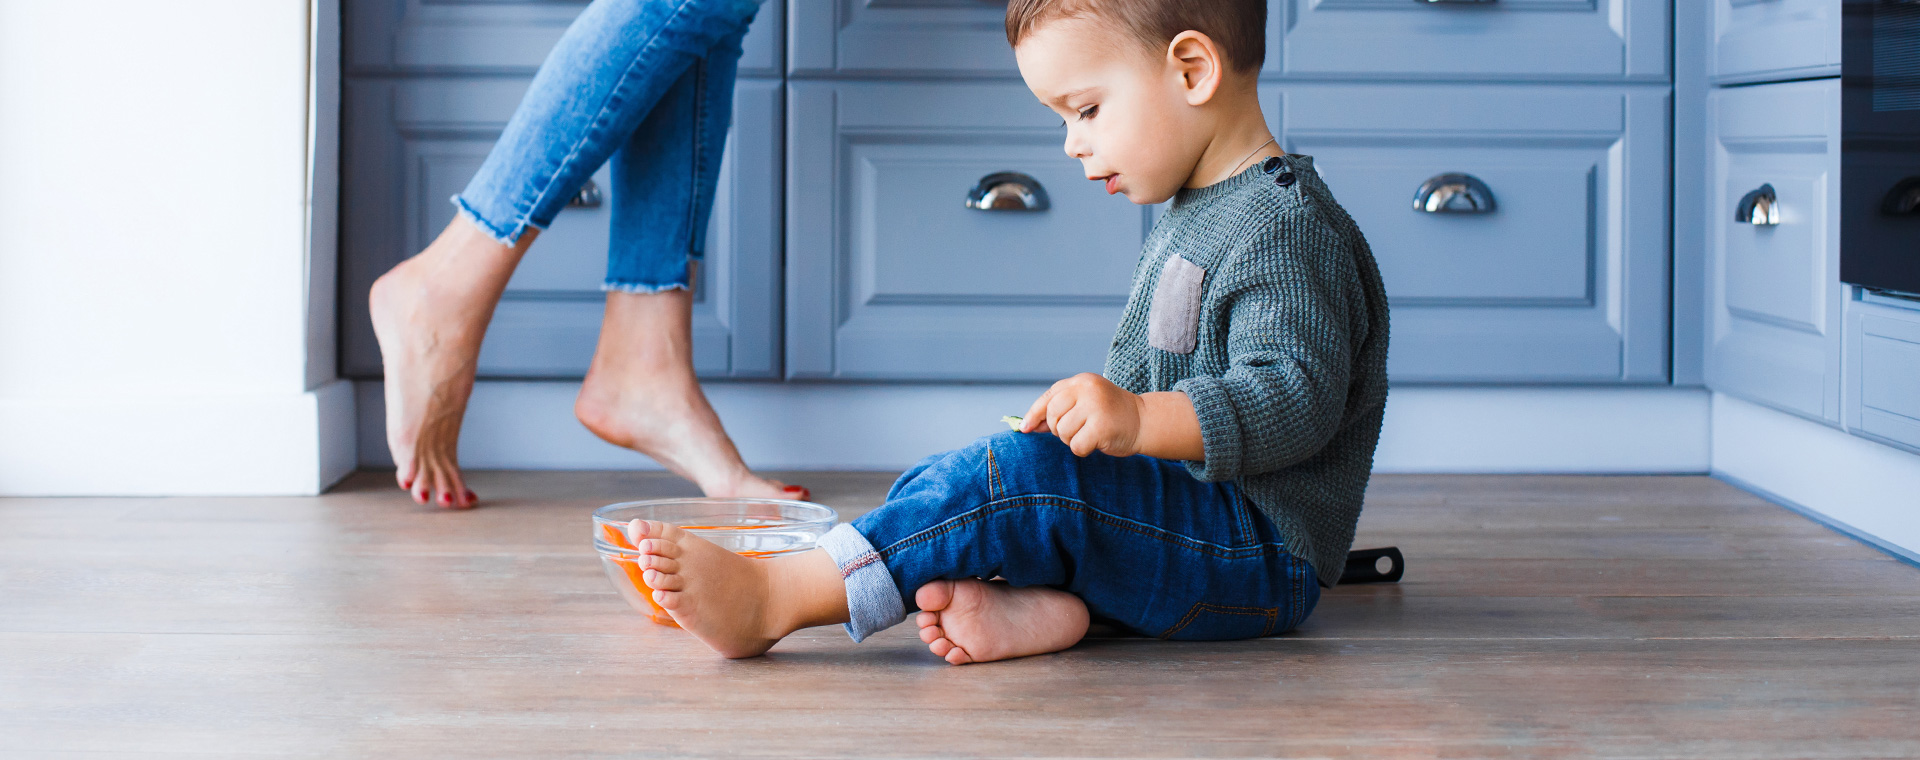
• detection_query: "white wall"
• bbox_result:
[0,0,352,495]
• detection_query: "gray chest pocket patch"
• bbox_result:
[1146,254,1205,354]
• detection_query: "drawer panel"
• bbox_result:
[340,78,784,379]
[1711,0,1842,85]
[1276,0,1668,82]
[792,0,1668,81]
[1846,296,1920,454]
[1705,79,1843,423]
[1276,84,1671,383]
[346,0,783,78]
[785,81,1147,380]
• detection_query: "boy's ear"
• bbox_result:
[1165,30,1224,107]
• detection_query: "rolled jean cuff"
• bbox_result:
[451,195,540,247]
[819,523,905,642]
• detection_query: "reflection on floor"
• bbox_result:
[3,472,1917,757]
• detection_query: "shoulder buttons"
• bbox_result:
[1274,172,1296,187]
[1260,156,1285,175]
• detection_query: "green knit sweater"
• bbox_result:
[1102,155,1389,587]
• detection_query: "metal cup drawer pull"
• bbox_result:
[1881,177,1920,216]
[966,172,1050,211]
[569,178,603,209]
[1736,184,1780,226]
[1413,173,1497,214]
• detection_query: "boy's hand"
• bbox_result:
[1020,374,1207,461]
[1020,373,1147,457]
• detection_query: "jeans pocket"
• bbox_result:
[1158,602,1281,641]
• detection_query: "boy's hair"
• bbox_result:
[1005,0,1266,73]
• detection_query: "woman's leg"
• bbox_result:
[371,0,761,507]
[573,25,803,499]
[631,431,1321,661]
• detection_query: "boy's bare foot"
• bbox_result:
[630,519,847,658]
[369,218,531,509]
[914,580,1089,665]
[575,290,807,501]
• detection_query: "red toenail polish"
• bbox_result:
[440,493,451,505]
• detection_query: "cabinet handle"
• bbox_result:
[568,178,603,209]
[1413,173,1497,214]
[1736,184,1779,226]
[966,172,1050,211]
[1882,177,1920,216]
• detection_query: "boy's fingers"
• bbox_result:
[1021,388,1055,432]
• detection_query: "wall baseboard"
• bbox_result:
[1711,393,1920,564]
[356,381,1712,474]
[0,380,356,496]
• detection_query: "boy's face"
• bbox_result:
[1014,17,1208,205]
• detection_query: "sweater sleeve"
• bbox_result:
[1174,215,1359,482]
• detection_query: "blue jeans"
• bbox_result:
[820,431,1322,642]
[455,0,761,293]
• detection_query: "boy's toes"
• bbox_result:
[638,538,682,558]
[639,555,680,573]
[927,636,954,658]
[643,568,685,591]
[915,610,938,629]
[915,580,956,613]
[944,646,973,665]
[653,589,683,610]
[919,622,946,644]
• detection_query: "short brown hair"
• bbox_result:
[1005,0,1266,73]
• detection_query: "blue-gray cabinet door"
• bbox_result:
[1710,0,1841,85]
[1274,84,1671,383]
[787,0,1013,77]
[346,0,783,78]
[339,77,784,379]
[1273,0,1668,82]
[1846,294,1920,455]
[784,81,1147,380]
[1705,79,1843,423]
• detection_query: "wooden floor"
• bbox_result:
[3,472,1917,758]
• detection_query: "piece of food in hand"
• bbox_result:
[1002,415,1024,431]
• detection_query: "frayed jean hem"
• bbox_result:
[451,195,541,247]
[819,523,905,642]
[602,281,693,294]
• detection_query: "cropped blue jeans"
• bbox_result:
[819,431,1322,643]
[455,0,761,293]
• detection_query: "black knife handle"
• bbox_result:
[1340,546,1404,584]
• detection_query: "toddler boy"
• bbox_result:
[624,0,1388,663]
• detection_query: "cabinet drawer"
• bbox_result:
[785,81,1147,380]
[1275,0,1668,82]
[340,78,784,379]
[1711,0,1842,85]
[1705,79,1842,423]
[791,0,1668,81]
[1275,84,1671,383]
[346,0,783,78]
[1847,296,1920,454]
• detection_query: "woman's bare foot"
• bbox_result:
[575,289,807,500]
[369,217,532,508]
[914,580,1090,665]
[629,519,847,658]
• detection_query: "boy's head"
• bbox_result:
[1008,0,1268,205]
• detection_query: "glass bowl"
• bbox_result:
[592,498,838,626]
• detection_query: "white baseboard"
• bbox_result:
[356,381,1711,474]
[1712,393,1920,563]
[0,380,356,496]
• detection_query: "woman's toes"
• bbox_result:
[915,580,956,613]
[643,568,684,591]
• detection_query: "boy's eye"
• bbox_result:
[1077,105,1098,120]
